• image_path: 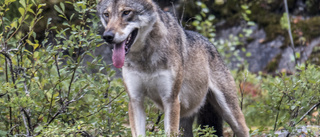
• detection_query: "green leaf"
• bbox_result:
[248,21,255,26]
[60,2,65,12]
[295,52,300,59]
[27,7,35,15]
[246,52,252,57]
[280,13,289,30]
[10,21,17,28]
[245,10,252,14]
[53,92,59,98]
[5,0,16,5]
[18,7,25,16]
[38,3,46,9]
[54,5,63,14]
[196,1,202,7]
[208,15,215,21]
[0,130,7,136]
[195,15,202,21]
[202,8,209,13]
[19,0,26,8]
[241,5,248,10]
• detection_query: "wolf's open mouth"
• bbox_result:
[124,29,138,54]
[112,29,138,68]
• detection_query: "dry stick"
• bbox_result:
[179,0,186,27]
[286,101,320,137]
[293,101,320,127]
[283,0,297,65]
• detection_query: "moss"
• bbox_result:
[308,45,320,65]
[293,16,320,41]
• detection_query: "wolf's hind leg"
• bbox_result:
[208,84,249,137]
[179,115,195,137]
[197,100,224,137]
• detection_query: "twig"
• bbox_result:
[85,90,126,118]
[67,54,84,100]
[0,92,7,98]
[36,87,88,136]
[23,81,30,96]
[283,0,297,65]
[179,0,186,26]
[54,55,61,79]
[274,95,284,131]
[5,1,28,43]
[1,52,18,93]
[8,124,19,135]
[151,111,163,132]
[292,101,320,127]
[239,71,248,110]
[21,109,31,136]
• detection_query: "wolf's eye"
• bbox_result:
[104,13,109,18]
[123,10,131,16]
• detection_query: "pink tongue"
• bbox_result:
[112,42,126,68]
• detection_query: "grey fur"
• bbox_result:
[98,0,249,136]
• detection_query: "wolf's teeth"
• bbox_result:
[128,35,131,41]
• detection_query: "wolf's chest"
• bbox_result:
[122,68,175,109]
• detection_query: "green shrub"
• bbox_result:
[0,0,130,136]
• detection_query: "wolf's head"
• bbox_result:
[97,0,157,68]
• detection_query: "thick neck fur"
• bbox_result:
[124,7,175,73]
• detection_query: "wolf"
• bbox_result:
[97,0,249,136]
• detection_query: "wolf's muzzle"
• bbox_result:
[103,31,115,43]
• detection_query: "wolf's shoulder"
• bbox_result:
[184,30,219,58]
[184,30,214,46]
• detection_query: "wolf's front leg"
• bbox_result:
[163,96,180,136]
[128,98,146,137]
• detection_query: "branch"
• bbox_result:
[21,109,33,132]
[151,111,163,132]
[8,124,19,135]
[23,80,30,96]
[283,0,297,65]
[292,101,320,127]
[54,55,61,79]
[35,90,87,136]
[85,90,126,118]
[274,94,284,131]
[0,51,18,92]
[67,55,84,100]
[21,109,31,136]
[0,92,8,98]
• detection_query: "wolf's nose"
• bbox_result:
[103,31,115,43]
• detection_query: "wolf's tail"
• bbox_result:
[197,96,223,137]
